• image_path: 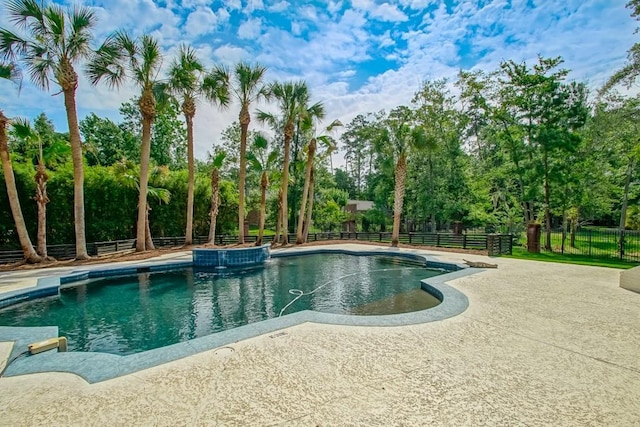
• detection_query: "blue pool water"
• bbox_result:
[0,254,444,355]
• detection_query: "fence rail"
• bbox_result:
[0,232,511,263]
[522,228,640,263]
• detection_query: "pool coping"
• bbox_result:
[0,247,478,383]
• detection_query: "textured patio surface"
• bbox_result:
[1,244,639,426]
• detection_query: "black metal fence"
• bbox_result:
[0,232,512,264]
[518,228,640,263]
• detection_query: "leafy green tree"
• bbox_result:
[118,99,186,168]
[341,113,380,197]
[500,57,588,249]
[1,0,97,259]
[600,0,640,94]
[312,188,349,232]
[333,168,356,198]
[592,95,640,251]
[80,113,137,166]
[88,32,164,251]
[411,79,467,231]
[0,62,40,262]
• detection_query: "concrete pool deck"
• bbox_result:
[0,244,639,425]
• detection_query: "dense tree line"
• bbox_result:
[1,0,640,261]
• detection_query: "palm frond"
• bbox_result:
[266,149,279,167]
[6,0,45,32]
[245,151,262,171]
[10,116,33,139]
[86,33,127,88]
[203,64,230,108]
[0,61,22,88]
[147,186,171,204]
[233,61,268,104]
[211,150,226,169]
[167,44,203,97]
[43,4,65,45]
[0,28,27,61]
[325,119,342,132]
[252,133,269,150]
[255,109,277,127]
[66,5,96,60]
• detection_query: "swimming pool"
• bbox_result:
[0,254,444,355]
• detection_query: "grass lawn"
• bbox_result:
[506,247,638,269]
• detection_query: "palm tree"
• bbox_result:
[246,134,279,246]
[11,117,63,258]
[88,31,163,252]
[113,160,171,250]
[207,151,226,245]
[381,106,427,247]
[257,81,309,245]
[295,118,344,245]
[162,45,230,245]
[0,62,40,263]
[0,0,97,259]
[229,62,269,244]
[302,134,337,243]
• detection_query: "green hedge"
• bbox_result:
[0,162,238,248]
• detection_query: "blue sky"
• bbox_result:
[0,0,637,162]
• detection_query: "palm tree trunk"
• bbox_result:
[281,123,293,245]
[391,153,407,248]
[238,106,250,244]
[257,171,267,246]
[543,151,552,251]
[145,205,155,250]
[274,188,283,245]
[185,112,195,245]
[619,157,635,256]
[137,115,152,251]
[35,161,49,258]
[0,111,40,263]
[208,168,220,245]
[296,138,315,244]
[63,88,89,259]
[302,166,315,242]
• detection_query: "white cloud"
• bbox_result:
[338,69,356,78]
[268,1,289,12]
[238,17,263,39]
[217,7,231,22]
[327,1,343,15]
[398,0,435,10]
[184,7,218,37]
[226,0,242,11]
[299,5,319,21]
[291,21,303,36]
[378,29,395,48]
[369,3,408,22]
[1,0,637,166]
[213,44,250,65]
[245,0,264,14]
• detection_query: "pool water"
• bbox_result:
[0,254,443,355]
